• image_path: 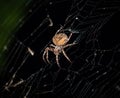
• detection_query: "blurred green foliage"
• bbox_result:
[0,0,27,73]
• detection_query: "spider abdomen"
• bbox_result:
[52,33,68,46]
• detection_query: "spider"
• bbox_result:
[42,29,76,67]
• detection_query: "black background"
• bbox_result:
[1,0,120,98]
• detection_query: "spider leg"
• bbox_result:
[43,49,47,63]
[50,44,55,47]
[43,48,51,64]
[46,48,51,64]
[56,54,61,68]
[62,49,71,63]
[63,42,76,48]
[55,25,63,34]
[68,33,73,41]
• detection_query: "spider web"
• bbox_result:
[0,0,120,98]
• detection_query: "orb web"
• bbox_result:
[0,0,120,98]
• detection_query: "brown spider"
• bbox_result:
[42,30,76,67]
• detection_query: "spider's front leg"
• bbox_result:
[50,44,55,47]
[43,47,53,64]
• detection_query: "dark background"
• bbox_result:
[1,0,120,98]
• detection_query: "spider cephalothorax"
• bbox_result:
[43,30,76,67]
